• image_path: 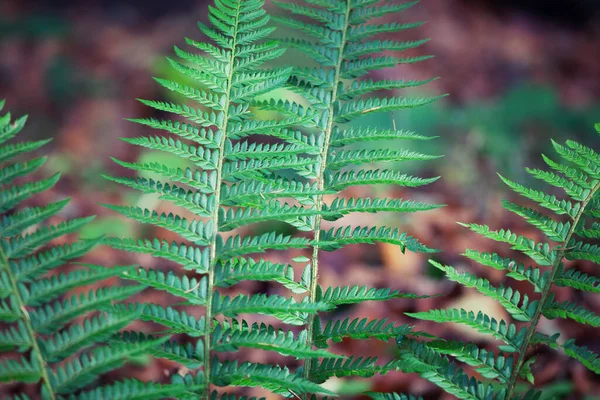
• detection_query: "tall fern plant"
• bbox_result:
[0,100,146,399]
[103,0,343,397]
[270,0,444,396]
[403,124,600,399]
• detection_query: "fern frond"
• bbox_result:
[409,125,600,398]
[271,0,444,396]
[317,226,436,253]
[542,297,600,327]
[427,340,513,382]
[104,237,209,272]
[0,100,138,399]
[103,0,345,396]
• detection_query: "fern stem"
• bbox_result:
[505,181,600,399]
[0,245,56,400]
[202,2,242,398]
[303,1,352,395]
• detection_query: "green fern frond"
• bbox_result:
[0,101,137,399]
[103,0,344,396]
[409,125,600,398]
[270,0,444,396]
[213,293,331,325]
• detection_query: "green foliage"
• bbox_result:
[269,0,443,397]
[103,0,442,397]
[0,101,139,399]
[404,124,600,398]
[102,0,342,397]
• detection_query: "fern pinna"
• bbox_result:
[102,0,342,398]
[0,100,147,400]
[271,0,443,397]
[404,124,600,399]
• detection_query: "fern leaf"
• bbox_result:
[317,226,436,253]
[50,337,169,394]
[30,286,143,334]
[309,356,407,382]
[104,237,209,272]
[367,393,422,400]
[555,267,600,294]
[459,223,556,266]
[328,169,439,190]
[315,318,413,348]
[121,268,208,305]
[4,216,95,258]
[26,265,134,306]
[41,311,139,362]
[319,285,429,306]
[427,340,513,382]
[103,205,212,241]
[213,293,331,325]
[212,322,335,359]
[213,360,335,395]
[563,339,600,374]
[542,298,600,327]
[0,356,41,383]
[407,309,524,352]
[0,199,68,237]
[399,340,498,400]
[214,258,308,293]
[429,261,537,322]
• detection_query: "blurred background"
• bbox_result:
[1,0,599,398]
